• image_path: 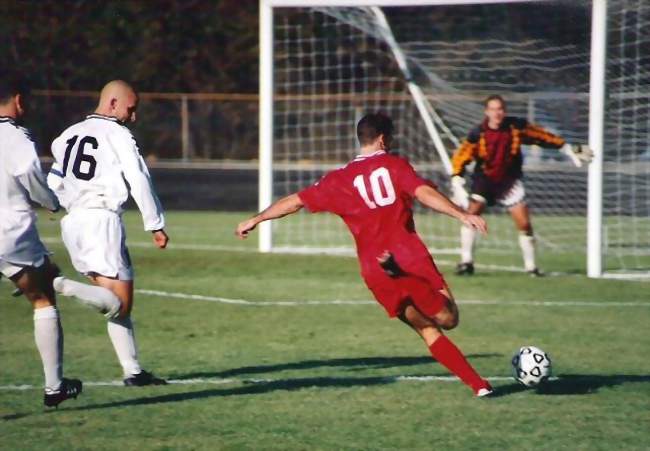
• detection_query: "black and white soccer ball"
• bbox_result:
[511,346,552,387]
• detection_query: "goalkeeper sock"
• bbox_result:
[429,335,489,393]
[53,276,122,319]
[518,233,537,271]
[460,225,476,263]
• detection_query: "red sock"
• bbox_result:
[429,335,490,393]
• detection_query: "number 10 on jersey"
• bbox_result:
[353,167,396,209]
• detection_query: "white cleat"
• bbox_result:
[476,387,494,398]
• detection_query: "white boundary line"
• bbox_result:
[41,237,254,253]
[135,288,650,308]
[39,236,570,275]
[0,375,528,391]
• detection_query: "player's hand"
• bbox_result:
[561,143,593,167]
[450,175,469,209]
[461,213,487,234]
[236,218,258,239]
[152,229,169,249]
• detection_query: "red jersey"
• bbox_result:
[298,151,434,281]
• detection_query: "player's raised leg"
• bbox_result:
[456,199,485,276]
[398,295,492,397]
[508,202,542,276]
[53,275,122,318]
[8,259,83,408]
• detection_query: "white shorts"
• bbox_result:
[0,256,46,278]
[61,209,133,281]
[0,209,49,278]
[471,179,526,209]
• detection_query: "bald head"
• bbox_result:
[95,80,138,123]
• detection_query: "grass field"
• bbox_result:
[2,211,650,450]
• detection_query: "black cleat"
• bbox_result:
[11,288,23,297]
[377,251,405,278]
[455,262,475,276]
[123,370,167,386]
[44,378,83,408]
[527,268,545,278]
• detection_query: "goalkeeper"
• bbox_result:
[450,95,592,276]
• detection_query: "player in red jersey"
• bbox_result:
[236,113,493,397]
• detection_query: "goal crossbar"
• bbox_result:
[263,0,547,7]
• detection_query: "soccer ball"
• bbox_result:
[511,346,552,387]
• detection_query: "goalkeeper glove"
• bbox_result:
[560,143,593,168]
[451,175,469,209]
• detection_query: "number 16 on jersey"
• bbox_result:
[62,135,98,181]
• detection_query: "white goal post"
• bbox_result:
[259,0,649,279]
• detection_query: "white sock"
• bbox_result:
[107,316,142,377]
[33,306,63,393]
[518,233,537,271]
[53,276,122,319]
[460,225,476,263]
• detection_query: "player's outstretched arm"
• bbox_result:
[521,122,593,167]
[414,184,487,234]
[236,193,304,239]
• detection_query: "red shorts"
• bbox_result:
[363,256,448,318]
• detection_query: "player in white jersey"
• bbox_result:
[48,80,169,386]
[1,75,130,407]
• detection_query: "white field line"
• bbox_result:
[41,237,253,253]
[0,375,532,391]
[38,236,541,274]
[136,288,650,308]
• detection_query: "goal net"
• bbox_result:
[261,0,649,277]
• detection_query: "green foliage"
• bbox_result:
[0,0,259,92]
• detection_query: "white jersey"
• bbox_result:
[48,114,164,231]
[0,117,58,266]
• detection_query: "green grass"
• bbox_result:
[2,211,649,450]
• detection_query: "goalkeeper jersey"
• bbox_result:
[451,116,565,183]
[298,151,434,280]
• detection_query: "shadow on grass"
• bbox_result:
[62,376,399,412]
[171,353,502,380]
[1,412,30,421]
[59,373,650,412]
[492,374,650,398]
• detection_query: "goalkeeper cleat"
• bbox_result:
[455,262,475,276]
[11,288,23,298]
[44,378,83,408]
[527,268,545,278]
[123,370,167,387]
[378,251,405,278]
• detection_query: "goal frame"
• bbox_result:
[259,0,607,278]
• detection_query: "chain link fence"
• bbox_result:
[29,90,259,161]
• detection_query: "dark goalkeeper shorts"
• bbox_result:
[470,174,526,208]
